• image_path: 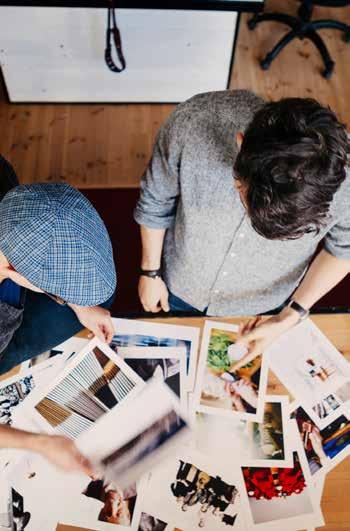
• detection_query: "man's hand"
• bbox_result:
[70,304,115,343]
[139,276,170,313]
[38,435,93,475]
[233,307,300,365]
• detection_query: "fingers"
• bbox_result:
[141,300,150,312]
[78,454,94,476]
[149,304,162,313]
[104,315,116,343]
[238,316,262,338]
[246,342,262,358]
[160,289,170,312]
[92,326,106,342]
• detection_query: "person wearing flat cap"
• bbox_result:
[0,154,116,473]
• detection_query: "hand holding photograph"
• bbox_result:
[194,396,293,467]
[76,379,190,491]
[194,321,268,421]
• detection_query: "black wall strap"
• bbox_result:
[105,1,126,73]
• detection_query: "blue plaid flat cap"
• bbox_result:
[0,183,117,306]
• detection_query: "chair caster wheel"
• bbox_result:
[260,58,271,70]
[322,61,334,79]
[247,17,258,30]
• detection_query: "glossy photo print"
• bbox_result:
[138,451,247,531]
[194,321,268,421]
[291,403,350,478]
[77,380,190,491]
[15,338,145,439]
[267,320,350,429]
[240,448,324,530]
[116,346,187,410]
[194,396,293,467]
[0,358,65,426]
[136,512,184,531]
[111,318,200,390]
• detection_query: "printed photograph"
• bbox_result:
[31,343,143,439]
[0,481,13,530]
[76,379,189,493]
[169,460,240,529]
[0,376,35,426]
[8,455,138,530]
[140,455,246,531]
[241,452,317,526]
[112,334,191,375]
[195,397,291,466]
[101,409,187,485]
[27,347,64,368]
[137,512,183,531]
[82,477,137,527]
[138,512,168,531]
[117,347,185,398]
[111,318,200,390]
[125,357,181,396]
[196,324,267,420]
[292,405,350,476]
[11,488,31,531]
[268,320,350,427]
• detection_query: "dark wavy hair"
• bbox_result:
[234,98,350,240]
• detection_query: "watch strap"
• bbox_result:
[140,268,162,279]
[287,299,310,321]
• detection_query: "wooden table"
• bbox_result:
[56,313,350,531]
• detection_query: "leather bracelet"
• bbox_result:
[140,268,162,279]
[287,299,310,322]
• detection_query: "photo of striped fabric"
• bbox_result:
[35,347,137,438]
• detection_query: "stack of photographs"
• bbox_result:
[111,318,200,391]
[2,317,349,531]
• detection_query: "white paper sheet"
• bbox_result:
[193,321,268,422]
[77,379,190,490]
[193,395,294,468]
[267,319,350,429]
[111,318,200,391]
[14,338,145,438]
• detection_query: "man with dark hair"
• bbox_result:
[135,90,350,354]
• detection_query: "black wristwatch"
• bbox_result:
[287,299,310,322]
[140,268,162,279]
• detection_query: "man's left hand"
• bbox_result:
[233,308,300,365]
[70,304,115,343]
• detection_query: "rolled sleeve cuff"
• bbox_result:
[133,207,175,230]
[324,241,350,261]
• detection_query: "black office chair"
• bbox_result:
[248,0,350,78]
